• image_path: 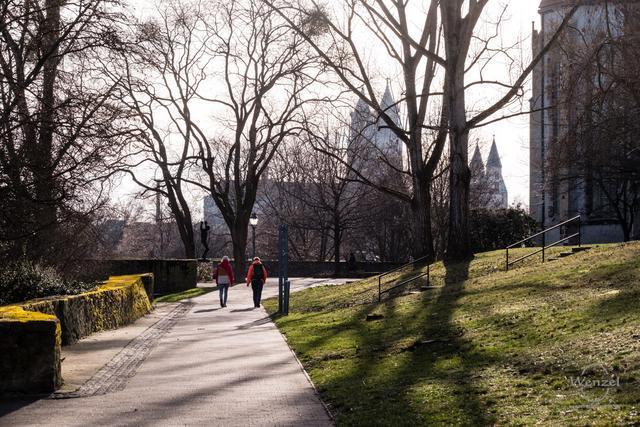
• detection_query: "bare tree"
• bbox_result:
[108,0,322,274]
[186,0,324,275]
[105,3,203,258]
[440,1,581,259]
[265,0,448,262]
[268,0,582,261]
[0,0,129,262]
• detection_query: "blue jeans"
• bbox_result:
[219,284,229,305]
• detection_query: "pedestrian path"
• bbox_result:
[0,281,334,426]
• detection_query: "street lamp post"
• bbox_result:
[250,212,258,259]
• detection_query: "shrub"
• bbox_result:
[469,207,538,253]
[0,260,96,306]
[197,261,214,282]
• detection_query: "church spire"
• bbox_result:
[487,135,502,169]
[470,142,484,176]
[380,79,400,126]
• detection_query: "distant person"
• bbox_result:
[246,257,268,308]
[215,256,234,308]
[348,252,357,272]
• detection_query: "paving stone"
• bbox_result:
[0,278,336,426]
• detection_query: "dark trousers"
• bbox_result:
[219,284,229,306]
[251,280,264,307]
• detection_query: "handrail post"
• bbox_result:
[378,276,381,303]
[506,248,509,271]
[542,229,546,263]
[578,216,582,247]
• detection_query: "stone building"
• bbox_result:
[529,0,638,243]
[470,138,509,210]
[347,82,404,184]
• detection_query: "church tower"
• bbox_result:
[375,81,403,170]
[347,82,404,181]
[485,137,509,209]
[347,97,375,172]
[470,143,485,182]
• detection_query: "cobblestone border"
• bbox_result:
[51,303,193,399]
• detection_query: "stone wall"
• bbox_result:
[259,260,404,278]
[87,260,197,295]
[20,275,153,346]
[0,275,153,394]
[0,307,61,394]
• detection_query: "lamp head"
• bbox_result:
[249,212,258,227]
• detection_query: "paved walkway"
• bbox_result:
[0,279,342,426]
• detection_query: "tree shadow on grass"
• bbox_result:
[301,257,499,425]
[423,257,495,424]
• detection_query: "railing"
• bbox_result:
[377,256,431,302]
[505,215,582,271]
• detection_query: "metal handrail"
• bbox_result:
[378,255,431,280]
[507,233,580,266]
[377,256,431,302]
[507,215,581,249]
[506,215,582,271]
[379,270,430,297]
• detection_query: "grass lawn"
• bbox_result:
[264,243,640,426]
[154,286,215,303]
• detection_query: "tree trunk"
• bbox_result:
[175,219,195,259]
[622,225,631,242]
[29,0,62,258]
[446,126,472,260]
[446,65,472,260]
[620,213,632,242]
[163,181,195,259]
[230,219,249,281]
[411,178,435,262]
[333,218,341,276]
[319,226,328,261]
[404,121,436,262]
[444,16,473,261]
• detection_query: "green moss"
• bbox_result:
[1,274,153,345]
[0,306,58,322]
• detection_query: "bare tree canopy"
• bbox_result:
[0,0,129,262]
[264,0,581,261]
[264,0,449,261]
[108,0,324,273]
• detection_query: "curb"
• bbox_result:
[269,312,336,425]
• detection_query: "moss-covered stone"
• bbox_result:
[0,306,59,322]
[16,275,153,345]
[3,275,153,345]
[0,275,153,394]
[0,309,61,394]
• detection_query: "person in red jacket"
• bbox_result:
[246,257,268,308]
[214,256,234,307]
